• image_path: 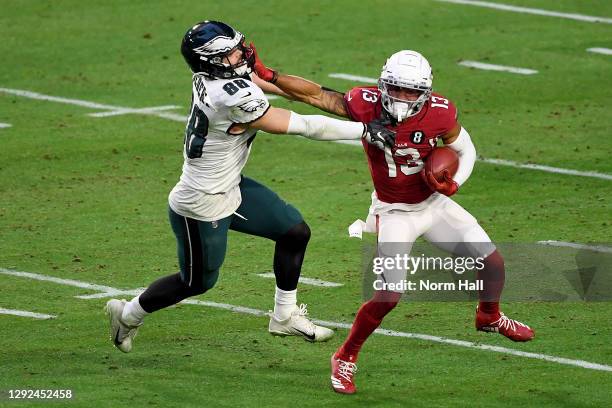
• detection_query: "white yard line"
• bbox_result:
[88,105,181,118]
[587,47,612,56]
[0,269,119,292]
[0,123,12,129]
[0,87,277,122]
[328,73,377,84]
[2,268,611,372]
[3,86,611,181]
[256,272,343,287]
[479,158,612,181]
[433,0,612,24]
[458,60,538,75]
[0,87,183,121]
[75,288,143,299]
[537,241,612,254]
[0,87,118,110]
[0,308,55,320]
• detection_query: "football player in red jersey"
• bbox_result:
[252,48,535,394]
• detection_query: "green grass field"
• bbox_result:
[1,1,611,406]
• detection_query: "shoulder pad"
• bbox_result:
[427,92,458,134]
[344,86,381,122]
[223,79,270,124]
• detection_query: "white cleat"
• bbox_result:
[268,304,334,342]
[105,299,141,353]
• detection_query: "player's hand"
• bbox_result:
[363,119,396,150]
[249,42,278,83]
[423,169,459,196]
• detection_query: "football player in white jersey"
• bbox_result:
[105,21,396,352]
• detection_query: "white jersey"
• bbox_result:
[169,74,270,221]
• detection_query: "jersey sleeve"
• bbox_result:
[429,94,459,135]
[343,86,380,123]
[226,82,270,124]
[441,99,458,133]
[343,87,362,121]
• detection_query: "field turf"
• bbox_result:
[1,1,611,407]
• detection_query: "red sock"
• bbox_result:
[477,250,505,315]
[336,291,401,360]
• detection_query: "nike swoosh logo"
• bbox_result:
[294,328,316,341]
[376,131,383,138]
[241,92,252,98]
[347,93,353,101]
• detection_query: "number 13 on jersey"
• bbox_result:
[384,147,424,177]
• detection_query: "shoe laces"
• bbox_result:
[337,359,358,382]
[493,313,528,331]
[296,303,309,317]
[294,303,316,332]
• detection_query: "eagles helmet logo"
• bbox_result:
[193,35,240,57]
[237,99,266,113]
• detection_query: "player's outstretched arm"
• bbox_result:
[250,74,294,100]
[249,106,395,148]
[250,43,349,118]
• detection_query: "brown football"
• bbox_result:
[424,146,459,182]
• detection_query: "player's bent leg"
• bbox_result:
[266,222,333,342]
[273,221,310,293]
[105,208,231,352]
[331,290,402,394]
[424,195,534,342]
[475,251,534,341]
[230,177,333,341]
[138,209,229,310]
[330,210,422,393]
[267,222,334,342]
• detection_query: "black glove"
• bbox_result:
[362,119,396,150]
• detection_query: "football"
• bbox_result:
[424,146,459,182]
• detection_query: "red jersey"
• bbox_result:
[344,86,458,204]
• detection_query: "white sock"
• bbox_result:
[274,287,297,321]
[121,296,148,326]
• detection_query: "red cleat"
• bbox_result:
[476,307,535,342]
[330,353,358,394]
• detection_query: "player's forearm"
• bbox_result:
[272,74,348,117]
[250,74,294,100]
[275,75,333,107]
[446,127,476,186]
[287,111,363,141]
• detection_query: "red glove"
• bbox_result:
[422,169,459,197]
[249,42,278,83]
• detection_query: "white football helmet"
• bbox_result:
[378,50,433,121]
